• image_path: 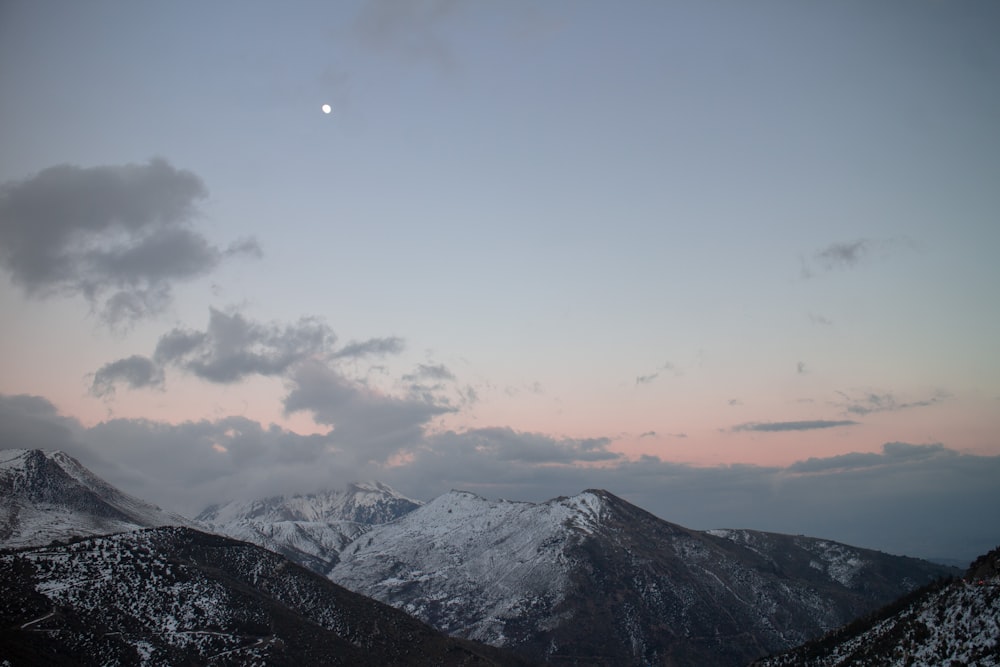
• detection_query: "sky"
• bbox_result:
[1,0,998,563]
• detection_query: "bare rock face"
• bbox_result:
[330,488,957,667]
[967,545,1000,581]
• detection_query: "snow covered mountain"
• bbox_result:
[0,449,972,665]
[0,449,190,548]
[0,526,529,666]
[330,488,957,666]
[196,482,421,573]
[753,546,1000,666]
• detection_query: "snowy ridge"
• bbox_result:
[331,488,957,666]
[197,481,420,524]
[331,490,610,645]
[0,449,190,548]
[196,481,421,574]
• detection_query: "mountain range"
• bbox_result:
[3,448,991,666]
[328,488,956,666]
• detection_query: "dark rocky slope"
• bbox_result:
[0,527,532,666]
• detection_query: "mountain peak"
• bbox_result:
[195,481,423,574]
[331,487,956,666]
[196,480,421,525]
[0,448,189,548]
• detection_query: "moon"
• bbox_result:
[321,104,332,114]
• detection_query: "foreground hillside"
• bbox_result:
[0,526,531,666]
[753,547,1000,666]
[330,488,955,666]
[0,449,189,548]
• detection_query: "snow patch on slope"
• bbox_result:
[706,528,869,587]
[196,481,421,573]
[331,490,609,645]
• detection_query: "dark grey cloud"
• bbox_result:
[835,389,949,417]
[788,442,946,474]
[639,431,657,438]
[796,361,807,375]
[91,308,339,395]
[283,360,454,463]
[0,160,260,326]
[332,336,405,359]
[0,394,80,452]
[3,393,998,562]
[732,420,859,432]
[801,237,914,279]
[90,310,420,401]
[816,239,869,270]
[153,308,335,383]
[91,355,165,397]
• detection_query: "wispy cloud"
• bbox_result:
[635,362,678,386]
[835,389,949,416]
[732,420,858,432]
[403,363,456,382]
[0,160,259,327]
[332,337,405,359]
[816,239,869,270]
[808,312,834,326]
[354,0,467,73]
[800,237,913,280]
